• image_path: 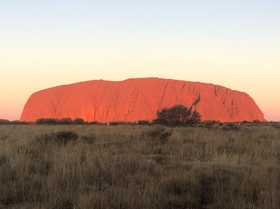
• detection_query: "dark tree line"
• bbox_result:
[35,118,85,125]
[1,105,201,126]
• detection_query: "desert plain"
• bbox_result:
[0,122,280,209]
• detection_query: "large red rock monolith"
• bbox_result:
[20,78,265,122]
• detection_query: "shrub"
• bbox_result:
[0,119,10,124]
[59,118,73,124]
[222,123,240,131]
[108,122,119,125]
[143,127,172,145]
[161,176,200,208]
[36,131,79,145]
[36,118,59,124]
[73,118,85,124]
[53,131,79,145]
[136,120,150,125]
[253,119,261,123]
[81,134,97,144]
[0,154,9,166]
[35,133,55,145]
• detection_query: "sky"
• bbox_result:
[0,0,279,121]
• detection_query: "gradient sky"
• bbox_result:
[1,0,279,121]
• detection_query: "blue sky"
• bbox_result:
[0,0,279,120]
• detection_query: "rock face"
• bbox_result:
[20,78,265,122]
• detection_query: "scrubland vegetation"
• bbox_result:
[0,122,280,209]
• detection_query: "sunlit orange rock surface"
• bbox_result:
[20,78,265,122]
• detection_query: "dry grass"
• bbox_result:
[0,123,280,209]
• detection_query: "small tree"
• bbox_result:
[59,118,73,124]
[0,119,10,124]
[73,118,85,124]
[154,104,201,125]
[189,110,202,124]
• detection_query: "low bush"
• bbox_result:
[35,131,79,145]
[36,118,59,125]
[81,134,97,144]
[136,120,150,125]
[0,119,10,124]
[143,127,172,144]
[72,118,85,124]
